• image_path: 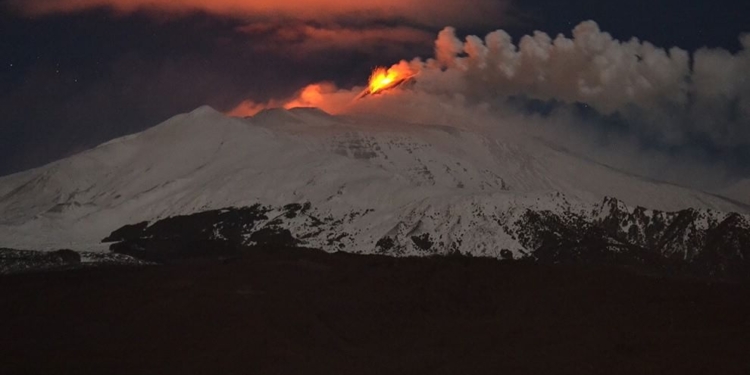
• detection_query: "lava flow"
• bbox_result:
[357,66,416,99]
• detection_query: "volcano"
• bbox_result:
[0,106,748,278]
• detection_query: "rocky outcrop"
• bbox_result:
[512,197,750,280]
[103,204,302,262]
[103,197,750,280]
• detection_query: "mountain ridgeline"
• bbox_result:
[104,196,750,280]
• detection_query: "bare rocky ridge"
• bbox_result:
[103,196,750,280]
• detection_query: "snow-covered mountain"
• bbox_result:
[0,106,747,274]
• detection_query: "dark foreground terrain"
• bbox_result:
[1,247,749,375]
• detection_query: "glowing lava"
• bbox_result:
[359,66,416,99]
[369,67,399,94]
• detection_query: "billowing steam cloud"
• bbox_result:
[417,21,750,148]
[430,21,691,114]
[248,21,749,150]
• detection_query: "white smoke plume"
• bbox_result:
[409,21,750,148]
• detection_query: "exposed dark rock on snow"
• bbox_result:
[513,197,750,280]
[104,196,750,280]
[103,204,301,263]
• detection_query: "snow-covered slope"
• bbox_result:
[721,179,750,206]
[0,106,746,256]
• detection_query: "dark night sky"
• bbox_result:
[1,0,748,177]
